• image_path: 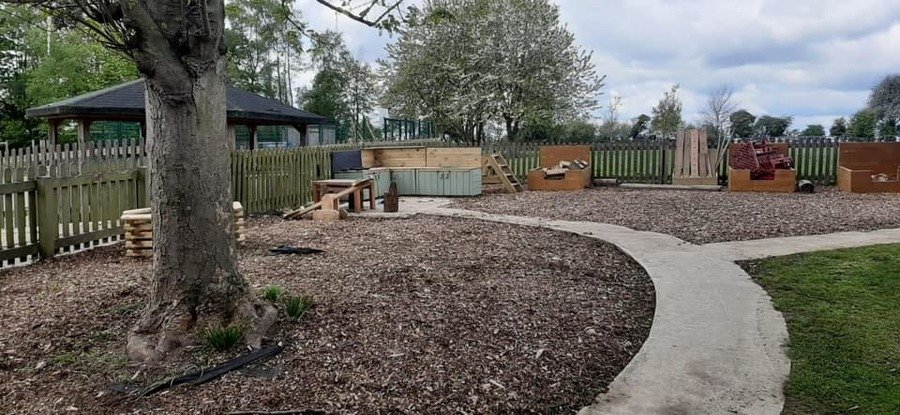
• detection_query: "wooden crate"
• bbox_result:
[122,202,246,258]
[836,142,900,193]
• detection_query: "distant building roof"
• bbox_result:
[26,79,327,126]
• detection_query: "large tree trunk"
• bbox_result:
[126,51,275,363]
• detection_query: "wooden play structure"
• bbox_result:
[837,142,900,193]
[728,142,797,192]
[673,129,718,185]
[484,153,524,193]
[526,145,592,191]
[283,179,375,221]
[122,202,246,258]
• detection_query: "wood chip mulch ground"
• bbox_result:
[0,216,654,414]
[451,187,900,244]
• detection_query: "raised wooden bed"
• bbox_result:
[122,202,245,258]
[837,142,900,193]
[526,145,592,191]
[728,142,796,193]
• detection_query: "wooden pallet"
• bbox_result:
[487,153,523,193]
[673,129,717,185]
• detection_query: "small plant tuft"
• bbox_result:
[261,285,285,303]
[283,295,314,321]
[201,324,246,351]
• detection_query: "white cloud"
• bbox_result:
[293,0,900,131]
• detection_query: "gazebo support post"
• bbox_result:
[227,124,236,150]
[248,124,258,150]
[76,119,92,144]
[47,119,60,145]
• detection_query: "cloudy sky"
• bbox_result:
[297,0,900,131]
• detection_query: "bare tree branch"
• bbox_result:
[315,0,403,27]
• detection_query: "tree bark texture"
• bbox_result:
[124,0,274,362]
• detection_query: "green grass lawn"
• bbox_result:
[743,244,900,415]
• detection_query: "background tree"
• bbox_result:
[868,74,900,122]
[800,124,825,137]
[630,114,651,140]
[650,84,683,139]
[10,0,404,362]
[729,109,756,138]
[753,115,792,137]
[381,0,604,143]
[224,0,304,103]
[701,85,737,143]
[829,117,848,138]
[848,109,877,140]
[877,118,897,140]
[299,31,378,141]
[598,95,628,141]
[0,6,137,147]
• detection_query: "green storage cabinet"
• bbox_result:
[444,169,482,196]
[415,170,443,195]
[414,168,481,196]
[391,169,418,195]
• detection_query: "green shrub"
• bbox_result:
[283,295,314,321]
[201,324,246,351]
[261,285,284,303]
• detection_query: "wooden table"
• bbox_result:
[312,179,376,213]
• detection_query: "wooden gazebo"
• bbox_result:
[26,79,328,149]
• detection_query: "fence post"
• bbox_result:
[35,176,58,259]
[658,140,667,184]
[137,166,150,207]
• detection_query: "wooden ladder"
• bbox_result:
[488,153,524,193]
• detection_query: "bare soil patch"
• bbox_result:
[0,216,654,414]
[451,187,900,244]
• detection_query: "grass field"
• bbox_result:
[743,245,900,415]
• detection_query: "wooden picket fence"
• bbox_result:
[489,137,847,185]
[0,140,148,266]
[0,135,868,267]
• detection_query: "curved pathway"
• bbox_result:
[360,198,900,414]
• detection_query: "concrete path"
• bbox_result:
[359,198,900,414]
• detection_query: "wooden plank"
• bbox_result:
[14,168,26,250]
[0,243,40,262]
[689,130,700,178]
[425,148,482,168]
[57,226,123,248]
[698,129,710,178]
[0,181,36,195]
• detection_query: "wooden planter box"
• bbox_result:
[837,142,900,193]
[728,168,797,192]
[727,142,796,192]
[122,202,245,258]
[526,145,593,191]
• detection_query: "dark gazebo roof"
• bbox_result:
[26,79,327,126]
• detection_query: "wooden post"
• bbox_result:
[35,176,59,259]
[48,119,60,145]
[76,119,92,144]
[248,125,258,150]
[137,166,150,207]
[227,124,236,150]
